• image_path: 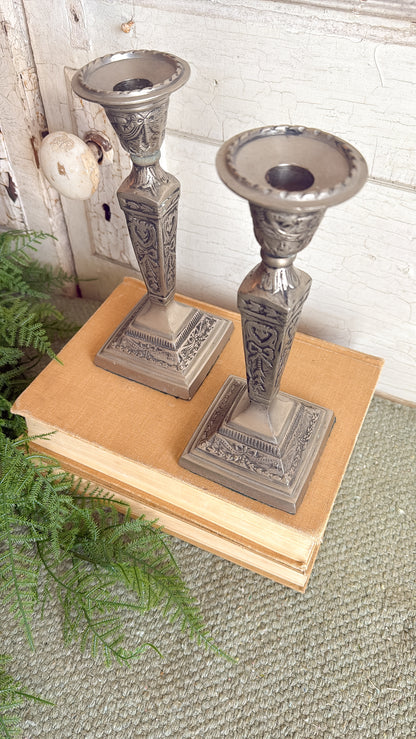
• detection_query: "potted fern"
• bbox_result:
[0,230,229,736]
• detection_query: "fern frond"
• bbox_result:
[0,398,26,441]
[0,274,49,304]
[1,427,232,662]
[0,439,76,645]
[80,611,160,665]
[0,544,39,651]
[0,654,52,738]
[36,546,158,666]
[0,230,47,262]
[0,349,23,370]
[0,228,232,681]
[4,448,78,561]
[0,496,39,649]
[0,230,73,300]
[66,505,233,660]
[0,655,22,739]
[0,231,76,401]
[0,303,56,360]
[21,260,76,296]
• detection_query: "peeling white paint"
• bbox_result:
[0,0,76,286]
[65,0,91,52]
[0,130,26,228]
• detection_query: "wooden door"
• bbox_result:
[6,0,416,402]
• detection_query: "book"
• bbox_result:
[26,446,318,591]
[12,277,383,590]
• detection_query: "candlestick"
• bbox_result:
[180,125,367,512]
[72,50,232,399]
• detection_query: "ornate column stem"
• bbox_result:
[105,96,177,311]
[117,163,179,311]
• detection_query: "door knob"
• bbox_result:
[39,130,112,200]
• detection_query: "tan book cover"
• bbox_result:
[13,278,383,578]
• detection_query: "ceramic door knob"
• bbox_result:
[39,131,100,200]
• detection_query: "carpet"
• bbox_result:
[1,298,415,738]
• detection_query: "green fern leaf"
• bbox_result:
[0,654,52,738]
[0,516,39,649]
[0,228,233,686]
[0,350,23,370]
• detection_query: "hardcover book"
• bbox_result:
[13,278,383,591]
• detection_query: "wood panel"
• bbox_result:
[0,0,74,274]
[20,0,416,402]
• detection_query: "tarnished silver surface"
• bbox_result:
[181,126,367,511]
[72,50,232,398]
[180,377,334,513]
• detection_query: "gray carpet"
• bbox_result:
[2,298,415,738]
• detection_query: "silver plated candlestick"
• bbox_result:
[72,50,232,399]
[180,125,367,512]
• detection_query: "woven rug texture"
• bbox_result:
[1,298,415,738]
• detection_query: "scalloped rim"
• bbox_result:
[217,125,368,210]
[72,49,190,107]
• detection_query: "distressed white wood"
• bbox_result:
[0,130,26,228]
[0,0,77,283]
[16,0,416,402]
[114,0,416,31]
[277,0,416,20]
[64,0,91,52]
[24,0,416,186]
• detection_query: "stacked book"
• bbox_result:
[12,278,383,591]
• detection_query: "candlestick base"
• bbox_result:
[180,376,335,512]
[94,295,233,399]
